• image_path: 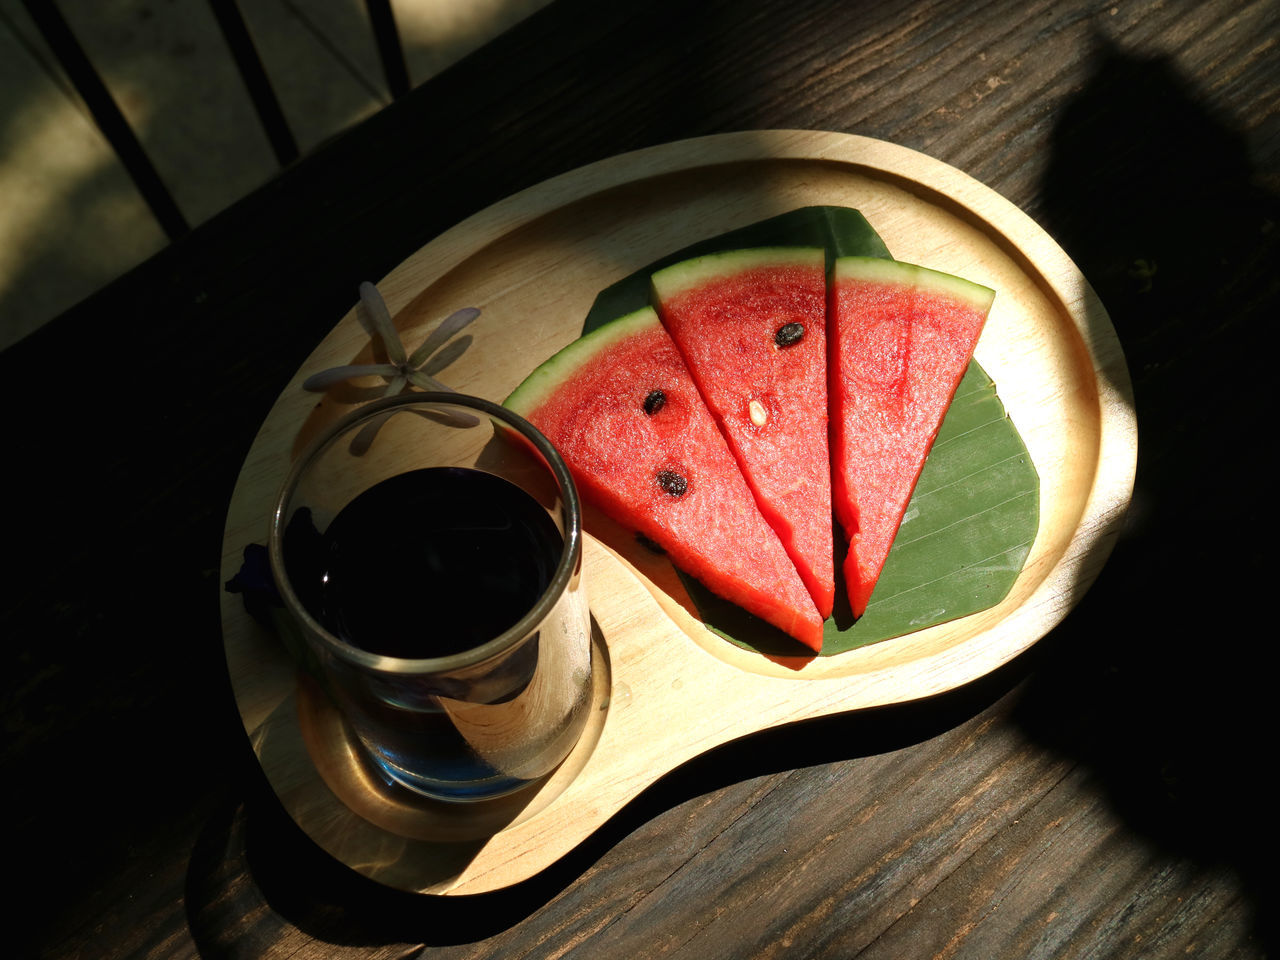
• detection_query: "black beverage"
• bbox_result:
[289,466,564,658]
[283,465,589,800]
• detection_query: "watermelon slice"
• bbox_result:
[828,256,995,619]
[505,306,824,652]
[650,247,835,619]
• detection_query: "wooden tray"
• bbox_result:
[219,130,1136,895]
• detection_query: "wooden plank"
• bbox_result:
[19,0,189,237]
[45,0,280,225]
[0,0,167,350]
[208,0,299,167]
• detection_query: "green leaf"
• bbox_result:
[690,361,1039,657]
[581,206,1039,657]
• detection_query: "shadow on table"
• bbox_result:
[1011,35,1278,952]
[185,652,1033,952]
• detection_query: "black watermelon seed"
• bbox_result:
[635,532,667,554]
[656,470,688,497]
[643,389,667,415]
[774,322,805,347]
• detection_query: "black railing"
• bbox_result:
[19,0,410,240]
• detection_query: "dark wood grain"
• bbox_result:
[5,0,1276,956]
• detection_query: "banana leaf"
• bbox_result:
[691,362,1040,656]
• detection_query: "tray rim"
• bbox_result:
[220,129,1137,895]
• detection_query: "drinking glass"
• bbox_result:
[267,392,593,802]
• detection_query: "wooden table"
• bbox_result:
[6,0,1276,956]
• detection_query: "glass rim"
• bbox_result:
[267,391,583,674]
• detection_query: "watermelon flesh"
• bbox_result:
[828,257,995,619]
[650,248,834,619]
[505,307,824,652]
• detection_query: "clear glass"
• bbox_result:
[268,392,593,802]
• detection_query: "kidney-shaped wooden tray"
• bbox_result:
[220,130,1136,895]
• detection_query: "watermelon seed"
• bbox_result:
[774,322,805,347]
[643,389,667,415]
[656,470,688,497]
[749,399,768,426]
[635,532,667,554]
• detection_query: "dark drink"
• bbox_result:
[290,466,563,659]
[281,463,591,801]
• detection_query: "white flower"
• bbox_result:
[302,282,481,450]
[303,281,479,397]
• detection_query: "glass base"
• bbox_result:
[367,747,539,804]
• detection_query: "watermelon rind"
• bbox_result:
[649,246,824,300]
[504,307,656,418]
[584,206,891,334]
[833,256,996,312]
